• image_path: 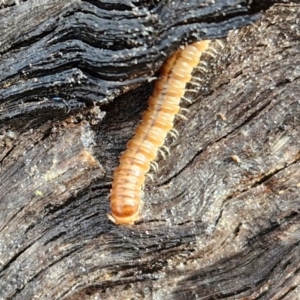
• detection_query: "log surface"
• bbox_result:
[0,1,300,299]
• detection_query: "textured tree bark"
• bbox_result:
[0,1,300,299]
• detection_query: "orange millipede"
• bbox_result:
[108,40,211,225]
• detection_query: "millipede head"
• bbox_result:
[106,213,132,225]
[109,196,141,225]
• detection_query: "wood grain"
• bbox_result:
[0,1,300,299]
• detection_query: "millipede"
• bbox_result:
[108,39,213,225]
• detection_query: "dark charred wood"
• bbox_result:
[0,0,289,130]
[1,1,300,300]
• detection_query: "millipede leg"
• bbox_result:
[190,81,202,88]
[147,76,158,82]
[198,60,208,67]
[180,108,189,114]
[191,76,204,83]
[169,128,179,139]
[161,145,170,156]
[208,46,219,54]
[150,161,159,172]
[158,148,166,159]
[107,213,116,224]
[194,65,208,72]
[185,89,199,93]
[145,173,154,181]
[205,50,217,58]
[181,96,192,103]
[177,113,188,120]
[216,39,225,48]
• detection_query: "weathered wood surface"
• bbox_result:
[1,1,300,299]
[0,0,279,128]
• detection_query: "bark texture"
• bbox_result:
[0,1,300,299]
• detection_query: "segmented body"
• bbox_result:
[108,40,211,225]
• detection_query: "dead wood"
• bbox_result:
[0,1,300,299]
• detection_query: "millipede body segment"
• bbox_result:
[108,40,211,225]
